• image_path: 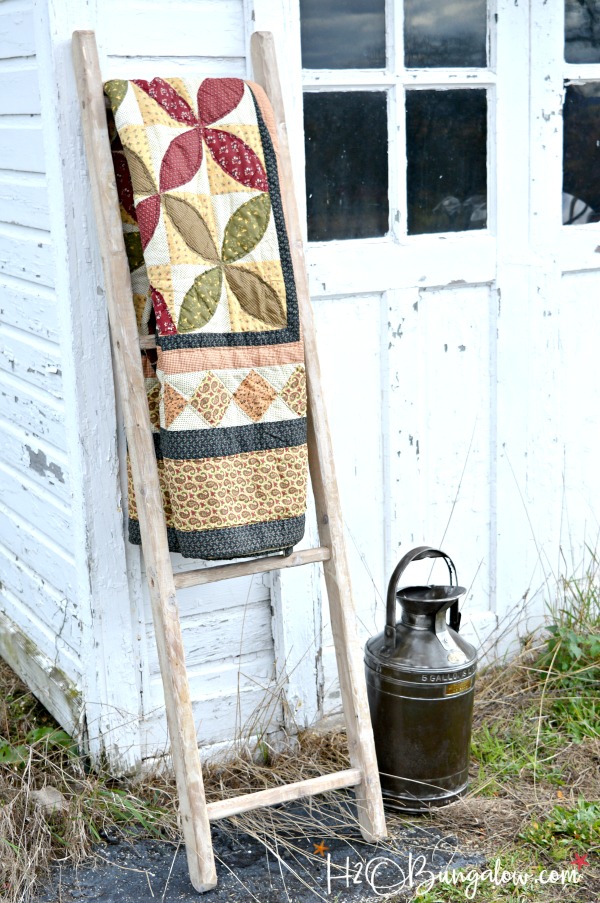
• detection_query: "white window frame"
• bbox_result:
[286,0,498,296]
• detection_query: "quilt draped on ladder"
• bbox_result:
[104,76,308,559]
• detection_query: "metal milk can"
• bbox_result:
[364,545,478,811]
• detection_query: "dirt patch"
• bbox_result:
[34,809,486,902]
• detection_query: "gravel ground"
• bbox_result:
[34,801,487,903]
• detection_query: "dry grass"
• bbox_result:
[1,578,599,902]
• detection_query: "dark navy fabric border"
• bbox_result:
[129,514,305,560]
[153,419,307,460]
[157,87,300,351]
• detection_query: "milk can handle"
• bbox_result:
[385,545,461,641]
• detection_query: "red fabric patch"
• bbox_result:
[159,127,203,192]
[136,194,161,249]
[197,78,245,126]
[151,287,177,335]
[203,129,268,192]
[129,78,267,194]
[133,78,197,125]
[112,152,136,219]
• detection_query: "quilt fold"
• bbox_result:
[104,76,308,559]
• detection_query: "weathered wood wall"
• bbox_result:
[0,0,85,735]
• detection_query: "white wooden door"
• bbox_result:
[252,0,600,723]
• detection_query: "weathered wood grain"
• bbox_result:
[174,547,330,589]
[72,30,217,892]
[206,768,362,821]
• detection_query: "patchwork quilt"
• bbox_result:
[104,77,308,559]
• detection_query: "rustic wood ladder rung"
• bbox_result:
[174,547,331,589]
[72,28,386,894]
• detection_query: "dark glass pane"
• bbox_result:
[406,89,487,235]
[300,0,385,69]
[563,83,600,224]
[565,0,600,63]
[404,0,487,68]
[304,92,389,241]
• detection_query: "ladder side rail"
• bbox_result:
[250,31,387,842]
[72,31,217,892]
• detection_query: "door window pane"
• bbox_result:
[563,83,600,223]
[304,91,389,241]
[404,0,487,68]
[406,89,487,235]
[300,0,386,69]
[565,0,600,63]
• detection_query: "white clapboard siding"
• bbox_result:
[0,172,50,231]
[139,563,278,748]
[0,378,66,448]
[0,0,83,741]
[0,279,57,340]
[142,688,283,759]
[0,118,46,173]
[0,500,75,595]
[149,655,277,707]
[0,459,73,551]
[0,223,54,286]
[0,423,69,505]
[154,599,273,674]
[0,543,81,660]
[0,66,41,115]
[0,607,82,736]
[0,326,62,397]
[0,4,35,58]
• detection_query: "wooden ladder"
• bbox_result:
[72,29,386,893]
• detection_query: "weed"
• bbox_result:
[520,798,600,859]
